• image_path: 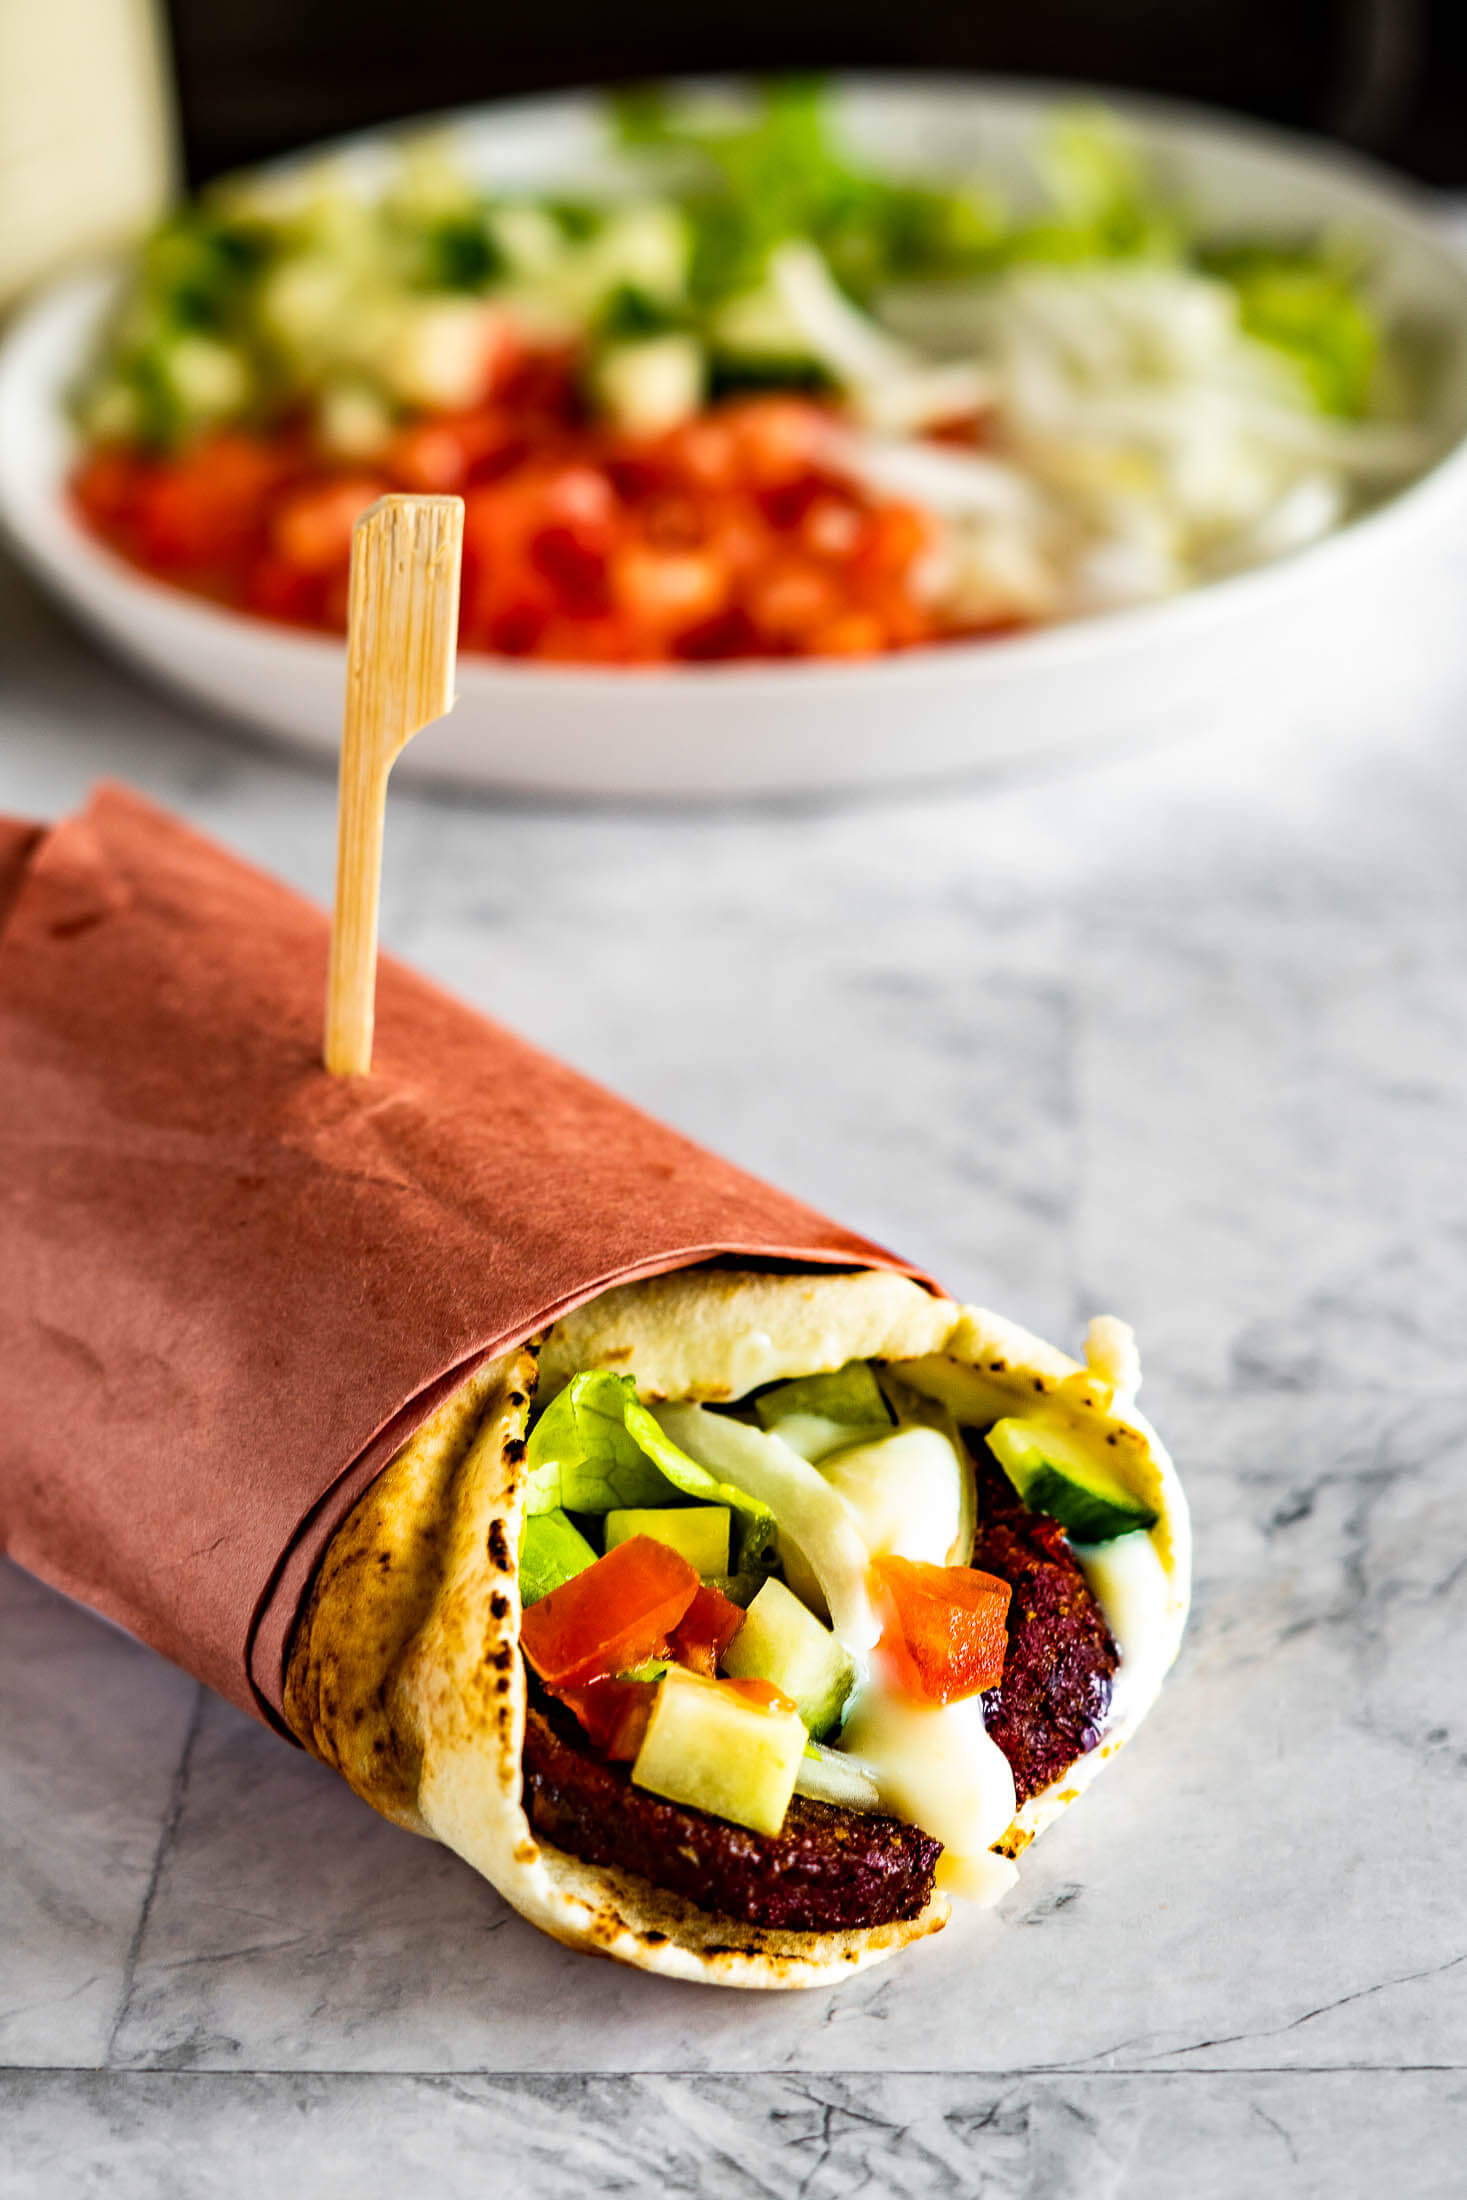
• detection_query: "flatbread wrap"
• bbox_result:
[0,789,1190,1991]
[285,1268,1189,1988]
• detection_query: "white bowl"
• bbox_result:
[4,77,1467,799]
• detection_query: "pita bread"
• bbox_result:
[285,1270,1189,1988]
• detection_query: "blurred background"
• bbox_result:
[171,1,1467,187]
[7,0,1467,774]
[4,0,1467,316]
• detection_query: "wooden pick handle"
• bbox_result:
[324,493,464,1076]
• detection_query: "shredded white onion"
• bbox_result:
[812,252,1438,629]
[770,241,993,434]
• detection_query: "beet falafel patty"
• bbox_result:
[973,1450,1120,1806]
[523,1704,943,1932]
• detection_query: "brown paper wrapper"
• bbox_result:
[0,787,926,1732]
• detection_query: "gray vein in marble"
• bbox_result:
[104,1689,206,2066]
[4,2070,1466,2200]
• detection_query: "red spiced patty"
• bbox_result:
[973,1449,1120,1805]
[523,1703,942,1932]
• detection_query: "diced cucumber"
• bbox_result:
[381,297,497,410]
[75,378,145,445]
[706,283,833,398]
[631,1667,806,1837]
[589,202,690,301]
[316,380,393,459]
[487,204,567,277]
[590,333,704,434]
[720,1577,854,1738]
[518,1509,598,1607]
[160,334,253,426]
[604,1505,730,1575]
[795,1740,881,1812]
[754,1360,893,1464]
[710,284,817,366]
[986,1416,1158,1543]
[257,256,354,371]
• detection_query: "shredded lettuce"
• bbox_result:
[1203,244,1379,417]
[525,1370,775,1568]
[1014,108,1184,267]
[614,78,1005,305]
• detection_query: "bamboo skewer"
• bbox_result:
[324,494,464,1077]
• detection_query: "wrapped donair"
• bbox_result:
[0,788,1189,1990]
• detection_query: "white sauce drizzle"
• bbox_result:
[659,1401,1170,1908]
[1070,1528,1171,1732]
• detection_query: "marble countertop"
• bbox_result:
[3,524,1466,2200]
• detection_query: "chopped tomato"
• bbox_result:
[653,414,738,492]
[808,611,887,657]
[72,447,147,532]
[554,1676,659,1761]
[799,495,863,560]
[269,476,387,575]
[668,1582,745,1678]
[725,396,830,487]
[852,501,933,581]
[519,1535,700,1690]
[383,407,523,493]
[609,542,728,635]
[384,420,477,494]
[873,1555,1012,1706]
[245,552,327,626]
[133,434,287,568]
[69,376,1023,663]
[556,1665,792,1759]
[721,1675,799,1715]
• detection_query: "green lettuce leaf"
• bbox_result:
[524,1371,671,1515]
[1002,109,1184,269]
[1204,243,1379,417]
[623,1392,776,1569]
[518,1509,598,1606]
[613,78,1005,305]
[525,1370,775,1567]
